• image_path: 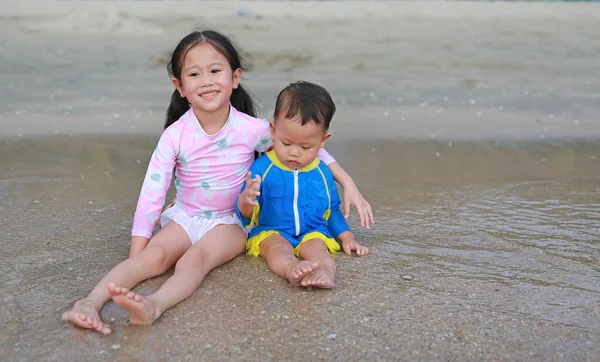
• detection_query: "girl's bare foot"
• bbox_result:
[301,268,335,289]
[286,261,319,287]
[61,299,112,335]
[107,282,160,325]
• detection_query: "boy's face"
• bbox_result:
[271,116,331,169]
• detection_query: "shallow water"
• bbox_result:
[332,139,600,329]
[2,137,599,343]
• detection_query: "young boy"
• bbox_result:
[235,81,369,289]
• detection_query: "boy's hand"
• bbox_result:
[240,171,261,206]
[342,239,369,256]
[338,231,369,256]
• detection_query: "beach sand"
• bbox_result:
[1,1,600,360]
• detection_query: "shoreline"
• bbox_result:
[1,1,599,140]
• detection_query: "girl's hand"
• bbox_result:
[343,183,374,229]
[240,172,261,207]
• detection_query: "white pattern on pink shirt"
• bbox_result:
[131,106,335,239]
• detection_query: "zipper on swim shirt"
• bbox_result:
[293,169,300,236]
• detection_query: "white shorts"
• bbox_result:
[160,205,243,244]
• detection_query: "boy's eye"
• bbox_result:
[302,146,312,150]
[189,72,199,77]
[211,69,221,74]
[282,142,290,146]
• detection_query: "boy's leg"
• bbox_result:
[62,222,192,334]
[108,224,246,325]
[259,234,319,287]
[297,238,337,289]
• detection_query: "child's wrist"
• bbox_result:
[338,231,355,243]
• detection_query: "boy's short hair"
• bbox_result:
[274,81,336,130]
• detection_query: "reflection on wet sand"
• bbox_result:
[329,138,600,332]
[2,137,599,350]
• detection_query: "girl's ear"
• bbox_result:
[172,78,184,97]
[232,68,243,89]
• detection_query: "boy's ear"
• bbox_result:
[232,68,243,89]
[172,78,184,97]
[320,131,332,148]
[270,121,276,140]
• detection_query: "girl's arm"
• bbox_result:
[316,148,374,229]
[130,132,178,252]
[327,161,374,229]
[129,236,149,258]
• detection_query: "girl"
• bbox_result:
[62,30,373,335]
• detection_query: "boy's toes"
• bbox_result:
[96,323,111,335]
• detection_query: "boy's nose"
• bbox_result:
[289,147,300,157]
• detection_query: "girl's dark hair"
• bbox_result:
[164,30,256,129]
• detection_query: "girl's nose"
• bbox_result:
[200,73,212,87]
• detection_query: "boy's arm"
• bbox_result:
[326,172,369,256]
[326,178,352,238]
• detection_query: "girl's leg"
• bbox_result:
[297,238,337,289]
[259,234,319,287]
[109,224,246,325]
[62,222,192,334]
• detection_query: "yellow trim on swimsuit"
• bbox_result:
[266,150,320,172]
[246,230,340,257]
[246,230,281,256]
[294,231,340,257]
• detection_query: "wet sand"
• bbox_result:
[1,1,600,361]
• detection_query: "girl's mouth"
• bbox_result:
[200,91,218,98]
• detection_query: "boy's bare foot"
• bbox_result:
[61,299,112,335]
[286,261,319,287]
[301,268,335,289]
[107,282,160,325]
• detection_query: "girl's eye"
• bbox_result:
[189,72,199,77]
[211,69,221,74]
[282,142,290,146]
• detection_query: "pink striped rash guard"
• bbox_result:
[131,105,336,239]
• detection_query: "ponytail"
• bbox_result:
[230,84,256,118]
[164,90,190,130]
[231,84,261,160]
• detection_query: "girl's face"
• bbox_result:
[173,43,242,116]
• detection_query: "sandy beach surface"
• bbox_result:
[1,1,600,361]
